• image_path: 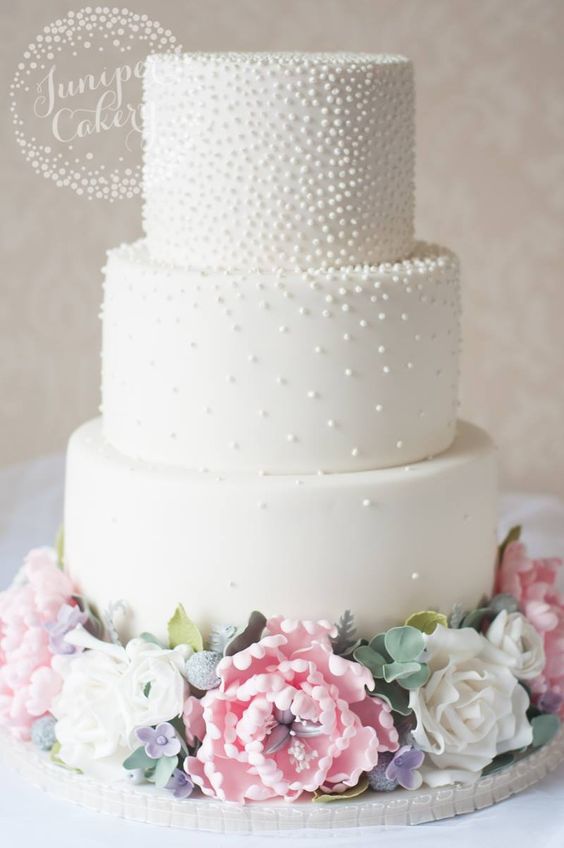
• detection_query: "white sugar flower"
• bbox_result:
[51,648,129,780]
[51,628,189,778]
[483,610,545,681]
[410,625,532,787]
[122,638,190,743]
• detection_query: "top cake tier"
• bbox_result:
[142,52,415,271]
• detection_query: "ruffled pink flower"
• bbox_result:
[184,617,399,803]
[497,540,564,714]
[0,548,75,739]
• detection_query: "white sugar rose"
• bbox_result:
[52,645,130,780]
[482,610,545,680]
[52,629,190,778]
[410,625,532,787]
[121,638,190,742]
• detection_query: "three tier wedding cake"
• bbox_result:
[65,52,498,638]
[1,53,562,820]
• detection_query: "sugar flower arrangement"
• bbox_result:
[0,527,562,804]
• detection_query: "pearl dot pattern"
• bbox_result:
[142,52,415,271]
[101,240,460,474]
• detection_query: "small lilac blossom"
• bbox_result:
[45,603,88,655]
[136,723,181,759]
[167,768,194,799]
[385,745,424,790]
[538,690,563,715]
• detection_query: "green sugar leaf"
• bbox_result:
[154,755,178,789]
[482,752,515,776]
[461,608,491,631]
[488,594,519,614]
[353,645,387,678]
[405,611,448,634]
[50,741,82,773]
[368,633,390,659]
[123,746,155,771]
[531,713,561,748]
[167,604,204,652]
[224,611,267,656]
[313,774,369,803]
[397,663,430,690]
[384,626,425,663]
[140,632,162,646]
[55,526,65,568]
[369,681,412,717]
[383,660,421,683]
[498,525,522,567]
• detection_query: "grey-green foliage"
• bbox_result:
[208,623,238,655]
[331,610,360,657]
[224,611,266,656]
[354,626,430,716]
[453,593,520,632]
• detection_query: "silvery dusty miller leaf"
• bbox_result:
[331,610,358,656]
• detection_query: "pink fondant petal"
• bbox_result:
[350,695,399,752]
[266,617,336,656]
[325,722,380,785]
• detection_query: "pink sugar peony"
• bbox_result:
[184,617,399,802]
[0,548,75,739]
[497,540,564,714]
[183,693,206,747]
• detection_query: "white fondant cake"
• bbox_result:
[143,53,414,271]
[11,49,561,819]
[65,419,497,642]
[6,49,564,821]
[101,241,460,473]
[64,50,496,644]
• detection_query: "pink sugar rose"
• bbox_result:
[497,540,564,714]
[0,548,76,739]
[184,617,399,802]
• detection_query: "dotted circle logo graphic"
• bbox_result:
[9,7,181,201]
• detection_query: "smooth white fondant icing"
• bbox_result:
[64,419,497,642]
[101,241,460,473]
[142,52,414,270]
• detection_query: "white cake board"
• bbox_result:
[1,727,563,832]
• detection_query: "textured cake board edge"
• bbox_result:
[2,728,564,832]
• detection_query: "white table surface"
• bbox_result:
[1,452,564,847]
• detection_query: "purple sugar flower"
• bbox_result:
[137,723,181,759]
[538,690,563,715]
[167,768,194,799]
[45,603,89,655]
[385,745,424,790]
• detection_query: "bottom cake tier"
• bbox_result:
[64,419,497,641]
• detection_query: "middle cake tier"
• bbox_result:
[102,240,460,474]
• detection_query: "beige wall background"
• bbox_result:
[1,0,563,494]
